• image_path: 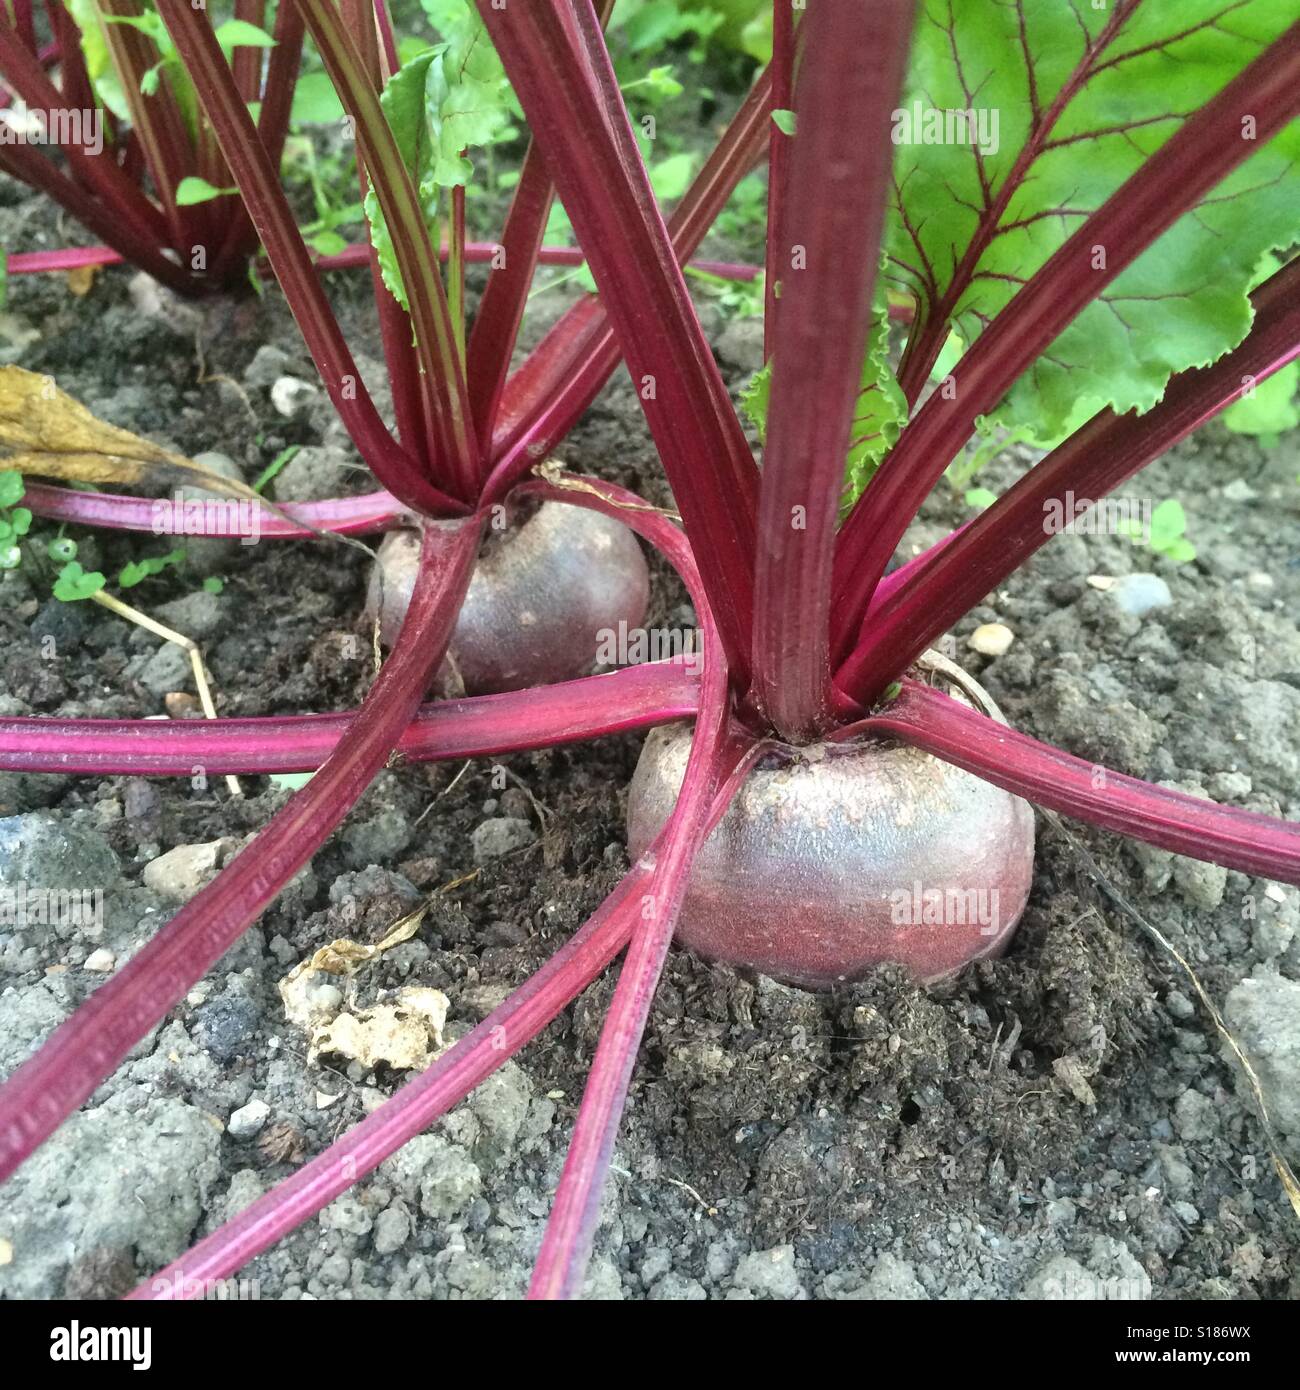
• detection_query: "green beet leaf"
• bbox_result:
[886,0,1300,439]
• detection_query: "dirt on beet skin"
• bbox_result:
[1,166,1299,1302]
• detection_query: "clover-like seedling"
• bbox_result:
[1120,497,1196,564]
[52,560,107,603]
[0,470,32,569]
[119,549,186,589]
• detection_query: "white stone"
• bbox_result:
[967,622,1015,657]
[227,1100,270,1140]
[142,840,228,902]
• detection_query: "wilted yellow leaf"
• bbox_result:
[276,895,453,1070]
[0,365,248,494]
[309,988,449,1070]
[66,266,98,298]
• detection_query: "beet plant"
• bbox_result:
[1,0,1299,1301]
[0,0,310,290]
[0,2,765,294]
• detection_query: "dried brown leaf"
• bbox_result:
[0,365,246,493]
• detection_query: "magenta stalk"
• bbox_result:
[0,660,701,776]
[0,520,482,1184]
[870,681,1300,885]
[19,484,415,537]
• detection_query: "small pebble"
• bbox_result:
[143,839,229,902]
[372,1206,411,1255]
[310,984,344,1015]
[1208,771,1252,800]
[82,948,115,973]
[967,622,1014,657]
[270,375,318,418]
[227,1100,270,1140]
[1110,572,1172,617]
[1165,989,1196,1020]
[471,816,536,864]
[191,451,245,484]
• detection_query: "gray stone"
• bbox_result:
[416,1137,482,1221]
[191,451,244,484]
[471,817,535,864]
[1156,1143,1196,1198]
[1046,1198,1078,1228]
[29,596,92,651]
[649,1272,708,1300]
[0,812,121,897]
[219,1169,266,1224]
[0,1094,221,1298]
[465,1061,534,1166]
[1021,1256,1097,1300]
[1024,1241,1150,1301]
[0,980,71,1074]
[124,1020,223,1094]
[328,864,421,911]
[342,809,413,869]
[243,344,298,389]
[862,1253,928,1299]
[1208,771,1253,801]
[1173,1088,1217,1143]
[715,316,765,374]
[317,1252,352,1287]
[1166,989,1196,1021]
[130,642,191,699]
[1086,1235,1153,1300]
[581,1257,625,1301]
[154,591,227,642]
[1254,911,1294,961]
[372,1205,411,1255]
[320,1194,373,1237]
[1111,572,1173,617]
[380,1135,482,1222]
[272,444,353,503]
[227,1099,270,1139]
[1172,855,1228,911]
[1223,971,1300,1150]
[194,993,261,1063]
[1031,534,1091,581]
[731,1244,804,1300]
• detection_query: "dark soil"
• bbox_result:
[1,156,1298,1303]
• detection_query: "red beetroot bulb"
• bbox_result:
[627,717,1036,988]
[366,501,649,695]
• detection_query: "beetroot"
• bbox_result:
[366,501,649,694]
[627,717,1035,988]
